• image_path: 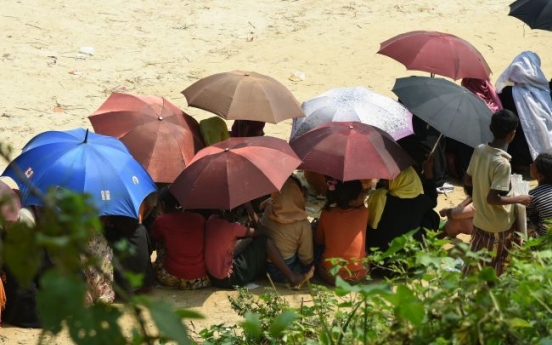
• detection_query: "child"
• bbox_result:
[439,186,475,238]
[314,180,369,285]
[464,109,532,276]
[527,152,552,237]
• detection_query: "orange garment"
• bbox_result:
[314,206,369,282]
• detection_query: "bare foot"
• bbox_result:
[289,266,315,290]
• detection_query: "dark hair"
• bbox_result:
[158,187,181,212]
[325,180,363,210]
[533,152,552,184]
[489,109,518,140]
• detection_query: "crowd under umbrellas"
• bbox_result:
[1,2,551,324]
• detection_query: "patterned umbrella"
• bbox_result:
[290,86,413,141]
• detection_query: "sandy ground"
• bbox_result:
[1,0,551,343]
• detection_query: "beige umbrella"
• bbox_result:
[181,70,304,124]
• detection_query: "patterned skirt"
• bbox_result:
[463,225,516,277]
[154,263,211,290]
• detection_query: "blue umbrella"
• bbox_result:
[2,128,157,218]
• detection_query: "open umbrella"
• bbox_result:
[0,178,21,223]
[182,70,304,123]
[290,86,413,141]
[289,122,414,181]
[170,136,301,210]
[509,0,552,31]
[377,30,492,80]
[89,93,205,184]
[391,76,493,148]
[2,128,156,218]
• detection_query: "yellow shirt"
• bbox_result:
[467,144,514,232]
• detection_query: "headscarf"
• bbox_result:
[495,51,552,159]
[231,120,265,137]
[461,78,503,113]
[265,178,308,224]
[367,167,423,229]
[199,116,230,146]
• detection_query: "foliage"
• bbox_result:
[200,230,552,345]
[0,145,197,345]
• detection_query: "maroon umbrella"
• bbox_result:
[89,93,205,184]
[170,136,302,210]
[289,122,414,181]
[377,30,491,81]
[182,70,304,123]
[0,178,21,223]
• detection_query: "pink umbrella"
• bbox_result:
[377,30,492,81]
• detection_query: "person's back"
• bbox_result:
[260,177,313,282]
[151,188,210,289]
[153,212,206,279]
[314,180,368,285]
[366,166,438,253]
[527,153,552,237]
[199,116,230,146]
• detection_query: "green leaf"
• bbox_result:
[478,266,498,283]
[241,313,262,340]
[393,285,425,327]
[66,303,126,345]
[150,301,191,345]
[269,310,296,338]
[4,223,41,285]
[540,338,552,345]
[508,318,532,328]
[175,309,205,320]
[36,270,87,335]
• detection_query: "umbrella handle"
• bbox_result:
[421,133,443,175]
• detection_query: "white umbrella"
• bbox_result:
[290,86,414,141]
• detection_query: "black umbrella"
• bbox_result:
[509,0,552,31]
[391,76,493,148]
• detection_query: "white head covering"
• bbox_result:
[495,51,552,160]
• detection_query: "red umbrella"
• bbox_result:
[0,178,21,223]
[89,93,205,184]
[377,30,491,81]
[170,136,302,210]
[289,122,414,181]
[182,70,304,123]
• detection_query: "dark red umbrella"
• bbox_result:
[289,122,414,181]
[89,93,205,184]
[0,178,21,223]
[377,30,492,81]
[170,136,302,210]
[182,70,304,123]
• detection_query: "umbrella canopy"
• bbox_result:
[0,179,21,223]
[170,136,301,210]
[289,122,414,181]
[509,0,552,31]
[377,30,492,80]
[391,76,494,148]
[2,128,157,218]
[181,70,304,123]
[290,86,413,141]
[89,93,205,184]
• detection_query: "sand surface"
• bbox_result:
[1,0,550,343]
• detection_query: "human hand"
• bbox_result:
[516,194,533,206]
[439,208,449,217]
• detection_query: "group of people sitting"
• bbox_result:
[2,50,552,329]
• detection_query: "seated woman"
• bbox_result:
[439,186,475,239]
[314,180,369,286]
[204,202,313,289]
[102,215,155,297]
[366,159,439,254]
[151,188,211,289]
[259,176,314,282]
[230,120,265,137]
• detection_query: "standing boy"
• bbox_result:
[464,109,532,276]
